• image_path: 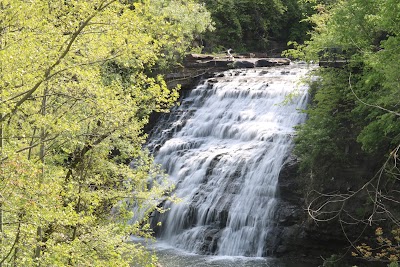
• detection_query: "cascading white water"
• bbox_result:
[149,63,312,257]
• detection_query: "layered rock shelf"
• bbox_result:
[166,53,291,90]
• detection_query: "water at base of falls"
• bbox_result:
[132,237,314,267]
[148,63,313,257]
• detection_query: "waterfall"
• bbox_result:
[148,63,312,257]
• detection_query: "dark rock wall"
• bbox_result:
[275,154,388,267]
[275,155,348,260]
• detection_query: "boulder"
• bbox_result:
[232,60,255,68]
[255,59,276,67]
[185,54,215,61]
[255,58,291,67]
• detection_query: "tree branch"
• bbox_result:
[348,73,400,117]
[0,0,117,123]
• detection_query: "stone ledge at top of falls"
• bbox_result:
[165,54,291,90]
[184,53,290,70]
[183,53,291,68]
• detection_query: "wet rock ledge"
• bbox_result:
[166,53,291,90]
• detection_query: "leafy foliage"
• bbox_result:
[353,227,400,264]
[294,69,360,176]
[292,0,400,264]
[199,0,315,53]
[0,0,211,266]
[294,0,400,174]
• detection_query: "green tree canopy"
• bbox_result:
[199,0,315,53]
[0,0,212,266]
[291,0,400,264]
[294,0,400,170]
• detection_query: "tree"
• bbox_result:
[0,0,212,266]
[199,0,313,53]
[290,0,400,265]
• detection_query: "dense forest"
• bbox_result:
[287,1,400,266]
[0,0,399,266]
[197,0,315,53]
[0,1,212,266]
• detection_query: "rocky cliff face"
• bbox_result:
[274,155,350,261]
[275,154,389,267]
